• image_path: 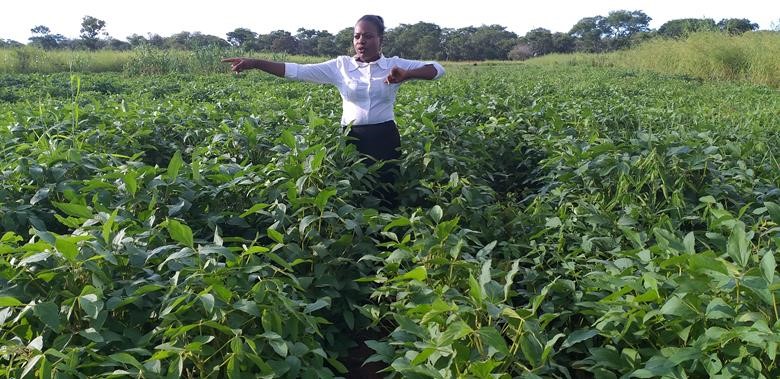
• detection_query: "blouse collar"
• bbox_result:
[349,54,389,71]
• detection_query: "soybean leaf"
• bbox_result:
[411,348,436,366]
[479,259,492,291]
[103,209,118,245]
[240,203,269,218]
[52,202,92,219]
[561,329,598,348]
[33,302,60,330]
[124,171,138,197]
[261,332,288,357]
[299,215,318,236]
[267,228,284,244]
[705,298,735,320]
[327,358,348,374]
[314,188,337,212]
[20,354,43,379]
[476,241,497,259]
[541,333,566,365]
[726,221,748,268]
[683,232,695,254]
[280,130,296,149]
[79,294,103,319]
[30,187,50,205]
[390,266,427,282]
[468,274,483,306]
[304,297,331,314]
[0,296,22,306]
[478,327,509,356]
[55,237,78,262]
[166,150,183,182]
[660,296,696,318]
[199,294,215,314]
[765,201,780,224]
[439,320,473,345]
[429,205,443,223]
[109,353,143,370]
[167,219,194,248]
[761,251,776,284]
[503,259,520,302]
[79,328,104,343]
[383,216,410,232]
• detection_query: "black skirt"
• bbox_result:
[346,120,401,206]
[346,120,401,161]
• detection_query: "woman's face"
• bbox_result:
[353,21,381,62]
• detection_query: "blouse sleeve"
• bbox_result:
[284,59,340,85]
[389,57,446,80]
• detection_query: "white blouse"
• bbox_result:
[284,55,445,126]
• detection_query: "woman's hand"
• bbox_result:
[385,67,408,84]
[221,57,254,73]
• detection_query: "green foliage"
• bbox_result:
[528,31,780,88]
[384,22,445,60]
[1,64,779,377]
[658,18,718,38]
[80,15,107,51]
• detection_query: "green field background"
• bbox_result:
[0,33,779,378]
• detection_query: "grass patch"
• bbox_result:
[0,46,331,75]
[527,31,780,88]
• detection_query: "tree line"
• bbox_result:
[0,12,770,61]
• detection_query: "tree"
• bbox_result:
[31,25,51,35]
[442,27,478,60]
[334,27,354,55]
[658,18,717,38]
[226,28,257,49]
[80,16,107,50]
[269,30,297,53]
[127,34,148,47]
[469,25,517,60]
[551,32,576,53]
[312,31,340,56]
[602,10,651,49]
[188,32,229,48]
[523,28,554,56]
[29,25,67,50]
[164,31,227,49]
[717,18,759,34]
[384,22,444,59]
[106,38,131,51]
[569,16,607,52]
[507,43,534,60]
[0,39,23,48]
[147,34,165,48]
[296,28,325,56]
[165,31,192,49]
[604,10,651,39]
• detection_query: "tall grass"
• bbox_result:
[0,47,130,73]
[0,46,332,75]
[528,31,780,88]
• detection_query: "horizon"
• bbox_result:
[2,0,778,43]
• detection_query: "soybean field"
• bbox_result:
[1,63,779,378]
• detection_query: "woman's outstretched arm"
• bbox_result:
[221,58,285,77]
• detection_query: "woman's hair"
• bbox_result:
[357,15,385,37]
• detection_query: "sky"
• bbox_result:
[1,0,778,43]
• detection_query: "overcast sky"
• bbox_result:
[2,0,778,42]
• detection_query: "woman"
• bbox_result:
[222,15,445,206]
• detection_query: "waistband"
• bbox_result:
[350,120,396,129]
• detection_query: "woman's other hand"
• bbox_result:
[385,67,408,84]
